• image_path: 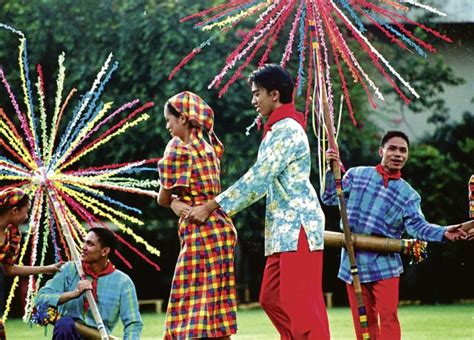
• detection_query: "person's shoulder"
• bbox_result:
[398,178,419,197]
[164,136,189,155]
[61,261,75,269]
[273,117,302,131]
[112,269,135,285]
[347,166,373,175]
[271,119,306,142]
[55,261,76,276]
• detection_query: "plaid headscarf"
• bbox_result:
[0,187,27,210]
[167,91,224,158]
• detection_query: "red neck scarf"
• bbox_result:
[82,261,115,311]
[375,164,401,188]
[262,103,305,139]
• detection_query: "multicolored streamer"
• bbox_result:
[0,24,161,322]
[170,0,451,127]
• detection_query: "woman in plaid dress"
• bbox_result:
[0,187,62,339]
[157,91,237,339]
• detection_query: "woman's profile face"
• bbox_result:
[9,201,30,227]
[164,108,187,141]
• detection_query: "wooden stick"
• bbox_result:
[315,47,370,339]
[324,231,424,253]
[75,322,118,340]
[48,191,109,340]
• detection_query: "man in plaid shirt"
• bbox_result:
[322,130,471,340]
[35,227,142,339]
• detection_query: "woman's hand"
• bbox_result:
[458,220,474,240]
[187,200,219,224]
[43,261,64,275]
[170,200,192,218]
[444,224,467,241]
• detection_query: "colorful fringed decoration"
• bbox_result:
[170,0,451,127]
[170,1,451,193]
[31,304,60,326]
[402,239,428,264]
[0,24,161,323]
[469,175,474,219]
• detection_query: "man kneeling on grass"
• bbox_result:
[35,227,143,340]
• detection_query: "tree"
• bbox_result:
[0,0,470,305]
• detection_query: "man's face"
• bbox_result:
[379,136,409,173]
[81,231,108,263]
[251,82,278,118]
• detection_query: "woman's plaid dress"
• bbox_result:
[158,129,237,339]
[0,224,21,339]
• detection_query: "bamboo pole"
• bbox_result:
[48,191,109,340]
[315,52,371,340]
[324,231,424,253]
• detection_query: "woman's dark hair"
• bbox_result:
[165,102,181,118]
[0,193,30,214]
[248,64,294,104]
[381,130,410,148]
[89,227,117,254]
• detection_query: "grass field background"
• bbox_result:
[5,304,474,339]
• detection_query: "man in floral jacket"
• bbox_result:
[188,64,330,339]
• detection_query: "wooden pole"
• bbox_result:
[324,231,425,253]
[316,54,371,340]
[48,191,109,340]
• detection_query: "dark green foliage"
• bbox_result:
[0,1,471,303]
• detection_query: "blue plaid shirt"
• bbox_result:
[321,166,446,283]
[35,262,142,339]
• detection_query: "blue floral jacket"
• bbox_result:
[216,118,325,256]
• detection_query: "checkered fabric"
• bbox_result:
[0,188,25,266]
[167,91,224,159]
[0,224,21,266]
[158,129,221,205]
[0,319,5,340]
[158,130,237,338]
[469,175,474,219]
[0,187,26,210]
[322,166,445,284]
[35,262,143,338]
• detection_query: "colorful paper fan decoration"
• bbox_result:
[169,0,450,127]
[169,0,451,189]
[0,24,161,322]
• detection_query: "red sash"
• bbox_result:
[82,261,115,311]
[263,103,305,139]
[375,164,401,188]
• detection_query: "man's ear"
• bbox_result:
[378,146,384,158]
[270,89,280,102]
[101,246,111,257]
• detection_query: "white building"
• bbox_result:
[371,0,473,141]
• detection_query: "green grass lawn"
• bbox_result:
[4,304,474,339]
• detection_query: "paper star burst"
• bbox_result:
[0,24,160,321]
[169,0,451,125]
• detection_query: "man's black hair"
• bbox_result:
[381,130,410,148]
[89,227,117,254]
[248,64,294,104]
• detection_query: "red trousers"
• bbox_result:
[259,228,330,340]
[346,277,401,340]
